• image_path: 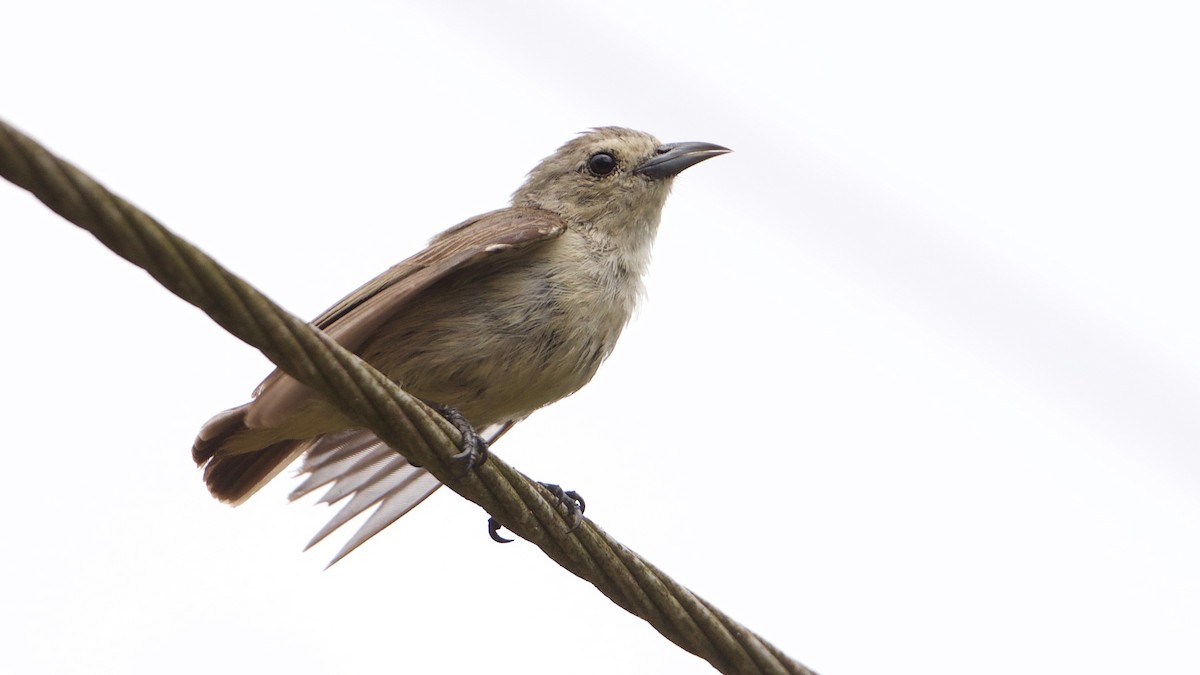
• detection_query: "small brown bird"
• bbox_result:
[193,127,728,563]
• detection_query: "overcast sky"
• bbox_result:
[2,2,1198,674]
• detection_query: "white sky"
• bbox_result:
[2,2,1198,674]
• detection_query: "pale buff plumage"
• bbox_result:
[192,127,728,563]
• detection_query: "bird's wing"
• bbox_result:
[291,421,518,565]
[246,206,566,428]
[246,206,560,564]
[311,207,566,346]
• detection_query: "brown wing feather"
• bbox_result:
[245,207,566,428]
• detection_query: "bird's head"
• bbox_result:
[512,127,729,234]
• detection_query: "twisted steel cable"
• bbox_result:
[0,118,813,675]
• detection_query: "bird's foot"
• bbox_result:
[487,482,586,544]
[539,482,586,530]
[431,404,489,478]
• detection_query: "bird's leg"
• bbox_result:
[430,403,489,477]
[487,482,586,544]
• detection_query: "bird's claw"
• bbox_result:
[485,482,587,543]
[538,482,586,531]
[488,517,513,543]
[432,404,489,478]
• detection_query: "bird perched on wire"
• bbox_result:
[192,127,729,564]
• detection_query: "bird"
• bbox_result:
[192,127,729,564]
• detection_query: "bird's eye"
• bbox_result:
[586,152,618,177]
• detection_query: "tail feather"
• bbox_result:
[202,440,310,505]
[192,404,521,564]
[192,405,250,465]
[192,404,308,505]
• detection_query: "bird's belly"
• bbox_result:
[386,319,610,425]
[363,256,628,427]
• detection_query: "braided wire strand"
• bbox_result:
[0,118,815,675]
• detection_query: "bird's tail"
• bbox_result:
[192,404,310,505]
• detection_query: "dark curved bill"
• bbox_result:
[633,141,731,179]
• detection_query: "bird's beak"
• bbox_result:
[633,141,731,179]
